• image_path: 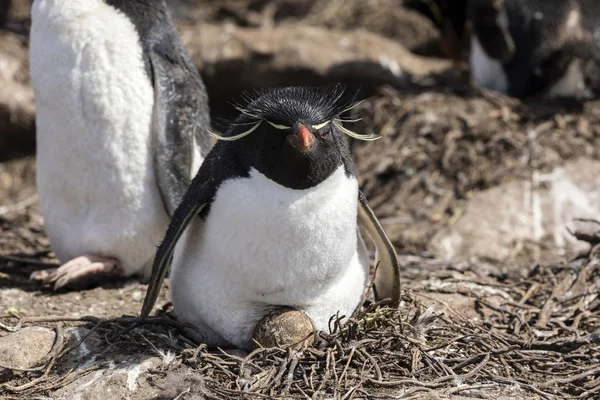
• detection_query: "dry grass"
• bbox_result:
[1,235,600,398]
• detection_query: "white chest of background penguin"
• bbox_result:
[469,0,600,98]
[141,86,401,350]
[29,0,210,289]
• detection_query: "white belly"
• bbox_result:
[546,59,592,99]
[170,166,369,349]
[30,0,169,276]
[470,35,510,93]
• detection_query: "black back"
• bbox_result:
[471,0,600,97]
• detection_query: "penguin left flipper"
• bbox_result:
[141,165,216,318]
[357,190,401,306]
[150,42,210,216]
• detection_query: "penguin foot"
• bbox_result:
[30,255,121,290]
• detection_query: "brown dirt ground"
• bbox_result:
[1,0,600,399]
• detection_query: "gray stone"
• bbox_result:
[0,326,55,368]
[181,23,453,106]
[54,357,209,400]
[429,158,600,262]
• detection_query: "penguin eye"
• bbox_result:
[312,120,331,138]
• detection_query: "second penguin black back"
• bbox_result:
[469,0,600,98]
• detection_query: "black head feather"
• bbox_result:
[239,85,359,127]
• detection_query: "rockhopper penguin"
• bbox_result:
[29,0,210,288]
[469,0,600,98]
[141,86,401,350]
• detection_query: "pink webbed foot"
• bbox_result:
[30,255,122,290]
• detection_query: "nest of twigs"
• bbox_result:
[2,235,600,399]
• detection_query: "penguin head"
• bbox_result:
[212,86,378,190]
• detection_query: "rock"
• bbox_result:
[181,23,454,108]
[47,326,210,399]
[53,357,209,400]
[0,30,35,159]
[253,307,315,349]
[0,326,55,368]
[429,158,600,262]
[307,0,442,53]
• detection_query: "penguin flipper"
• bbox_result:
[150,43,210,216]
[140,170,214,318]
[357,190,401,306]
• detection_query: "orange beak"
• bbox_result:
[290,125,314,152]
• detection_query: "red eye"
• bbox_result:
[321,132,327,138]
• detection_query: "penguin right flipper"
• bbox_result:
[140,167,215,318]
[150,40,210,216]
[357,190,401,306]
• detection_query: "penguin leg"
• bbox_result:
[30,255,122,290]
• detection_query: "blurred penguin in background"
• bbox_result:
[469,0,600,98]
[403,0,469,60]
[29,0,210,289]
